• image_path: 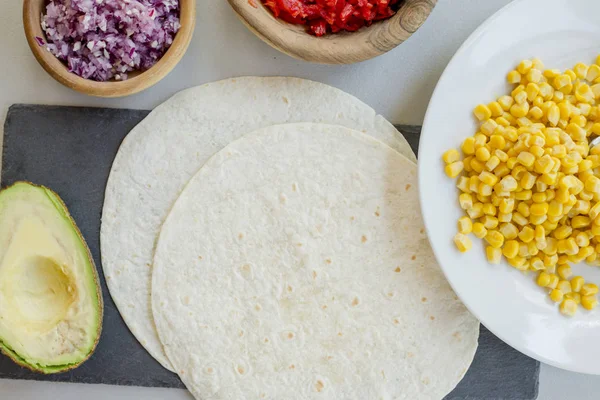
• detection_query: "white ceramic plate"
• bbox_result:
[419,0,600,374]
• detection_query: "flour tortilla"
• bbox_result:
[101,77,416,370]
[152,123,478,399]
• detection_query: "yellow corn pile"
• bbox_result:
[444,57,600,316]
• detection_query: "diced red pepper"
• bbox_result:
[263,0,401,37]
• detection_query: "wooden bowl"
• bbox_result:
[228,0,436,65]
[23,0,196,97]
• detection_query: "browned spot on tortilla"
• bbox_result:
[288,332,294,339]
[322,305,327,309]
[296,243,303,247]
[145,263,151,268]
[375,210,380,217]
[282,96,289,104]
[289,364,295,369]
[312,270,318,279]
[453,332,462,341]
[180,370,185,375]
[420,228,425,234]
[198,256,203,260]
[315,380,325,392]
[351,297,360,306]
[405,184,412,191]
[237,366,245,374]
[412,255,417,260]
[238,233,244,239]
[264,338,269,343]
[393,318,400,325]
[325,258,332,264]
[350,216,355,221]
[421,297,427,302]
[338,332,343,337]
[407,352,414,358]
[361,235,367,243]
[430,316,435,321]
[326,355,333,360]
[395,267,401,273]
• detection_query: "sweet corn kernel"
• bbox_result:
[560,299,577,316]
[499,198,515,214]
[571,276,585,292]
[557,264,573,280]
[479,171,498,186]
[474,104,492,121]
[550,289,564,303]
[481,120,499,136]
[454,233,472,253]
[467,203,484,219]
[547,274,559,289]
[473,223,488,239]
[566,292,582,304]
[485,155,501,171]
[486,246,502,264]
[462,137,475,155]
[498,212,512,223]
[581,295,599,310]
[572,216,591,229]
[558,280,572,294]
[537,271,551,287]
[554,74,572,90]
[507,70,522,84]
[502,240,520,259]
[470,158,485,173]
[458,217,473,234]
[482,215,499,229]
[443,149,461,164]
[458,193,473,210]
[575,232,590,248]
[517,152,535,167]
[508,256,527,270]
[445,162,464,178]
[530,202,549,216]
[482,203,496,216]
[485,230,505,248]
[527,69,542,84]
[512,212,529,226]
[581,284,599,296]
[517,60,533,75]
[500,223,519,240]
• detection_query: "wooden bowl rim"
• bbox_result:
[23,0,196,98]
[228,0,437,65]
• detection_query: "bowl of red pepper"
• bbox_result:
[228,0,436,64]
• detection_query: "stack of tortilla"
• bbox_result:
[101,77,478,399]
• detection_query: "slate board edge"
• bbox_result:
[0,105,539,399]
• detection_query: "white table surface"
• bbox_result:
[1,0,599,399]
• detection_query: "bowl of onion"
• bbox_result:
[23,0,195,98]
[228,0,436,65]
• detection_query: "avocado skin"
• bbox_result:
[0,181,104,374]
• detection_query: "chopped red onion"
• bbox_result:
[41,0,181,82]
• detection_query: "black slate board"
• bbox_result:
[1,104,540,399]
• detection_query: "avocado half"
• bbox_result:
[0,182,103,373]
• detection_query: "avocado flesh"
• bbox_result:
[0,182,103,373]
